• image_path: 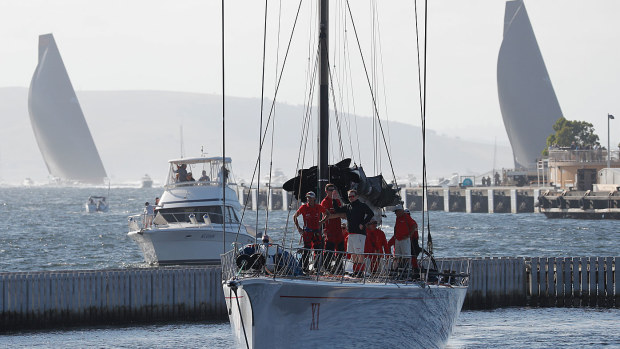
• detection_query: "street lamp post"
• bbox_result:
[608,114,615,169]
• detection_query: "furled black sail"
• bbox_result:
[283,158,400,207]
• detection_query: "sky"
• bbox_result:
[1,0,619,149]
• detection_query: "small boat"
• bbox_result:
[22,178,34,186]
[127,156,255,265]
[85,196,108,213]
[141,174,153,188]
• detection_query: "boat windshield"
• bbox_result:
[166,157,234,187]
[157,205,240,225]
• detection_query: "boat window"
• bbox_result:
[157,206,224,224]
[225,207,240,224]
[167,163,198,185]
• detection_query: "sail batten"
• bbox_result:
[498,0,563,169]
[28,33,107,184]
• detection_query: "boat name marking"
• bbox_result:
[310,303,320,330]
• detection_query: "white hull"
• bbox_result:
[141,180,153,188]
[85,202,108,213]
[129,226,255,265]
[223,278,467,349]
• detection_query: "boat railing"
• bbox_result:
[547,149,619,163]
[165,179,237,190]
[221,243,469,287]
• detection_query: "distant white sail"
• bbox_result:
[28,33,107,184]
[497,0,563,169]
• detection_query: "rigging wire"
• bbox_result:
[255,0,270,242]
[422,0,433,257]
[233,0,305,243]
[328,64,345,159]
[285,44,319,248]
[331,0,357,162]
[283,2,319,248]
[220,0,227,268]
[370,0,379,174]
[264,0,284,237]
[372,1,395,173]
[411,0,433,261]
[344,0,398,185]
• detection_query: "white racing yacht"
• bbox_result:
[221,1,469,348]
[128,156,255,265]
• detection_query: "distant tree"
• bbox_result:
[542,117,599,155]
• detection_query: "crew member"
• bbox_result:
[365,218,389,272]
[405,209,421,270]
[388,204,417,270]
[293,191,327,272]
[332,189,374,275]
[320,183,346,273]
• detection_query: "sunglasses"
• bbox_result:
[348,195,356,198]
[326,188,335,191]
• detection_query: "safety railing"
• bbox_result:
[221,243,469,287]
[547,149,618,163]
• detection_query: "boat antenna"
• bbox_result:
[492,137,497,179]
[179,125,185,158]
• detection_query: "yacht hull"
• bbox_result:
[223,278,467,349]
[129,228,255,265]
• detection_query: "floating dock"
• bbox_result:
[0,257,616,331]
[537,189,620,219]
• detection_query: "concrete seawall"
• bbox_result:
[1,257,616,331]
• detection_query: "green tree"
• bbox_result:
[542,117,600,155]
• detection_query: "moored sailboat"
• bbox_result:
[221,1,468,348]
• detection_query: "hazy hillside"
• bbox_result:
[0,87,513,185]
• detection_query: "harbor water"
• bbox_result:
[0,186,618,347]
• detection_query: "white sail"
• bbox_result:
[497,0,563,169]
[28,33,107,184]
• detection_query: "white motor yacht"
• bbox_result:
[128,156,256,265]
[141,174,153,188]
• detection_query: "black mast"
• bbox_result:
[318,0,329,201]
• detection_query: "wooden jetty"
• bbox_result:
[0,257,616,331]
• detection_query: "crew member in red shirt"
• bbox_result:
[405,209,421,270]
[293,191,327,272]
[388,204,418,270]
[365,219,389,272]
[320,184,346,272]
